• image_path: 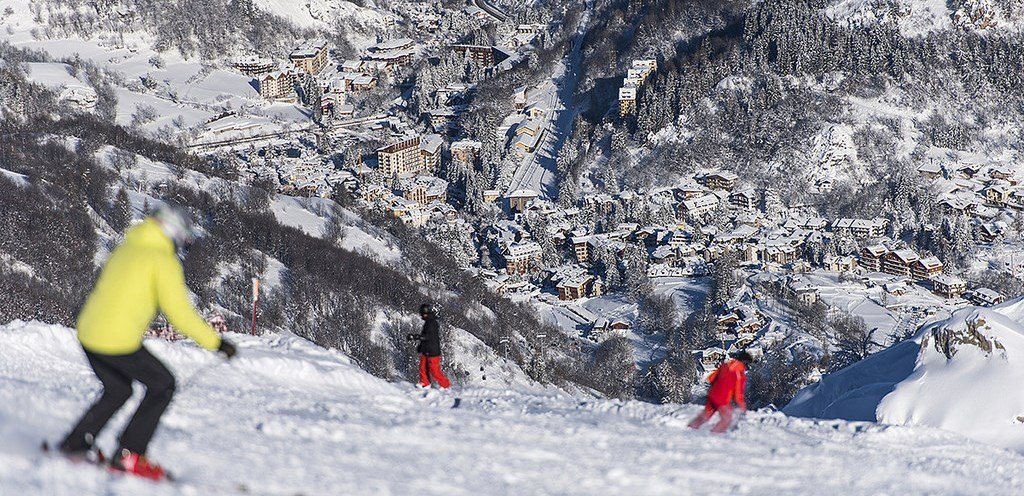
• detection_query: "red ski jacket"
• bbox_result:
[706,359,747,410]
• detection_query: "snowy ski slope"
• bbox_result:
[2,321,1023,495]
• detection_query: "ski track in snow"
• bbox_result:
[2,321,1023,496]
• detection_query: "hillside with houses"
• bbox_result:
[3,0,1024,422]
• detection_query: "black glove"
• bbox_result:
[406,333,420,342]
[218,339,237,360]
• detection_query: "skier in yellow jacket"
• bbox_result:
[58,204,236,480]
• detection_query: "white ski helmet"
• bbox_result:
[152,203,198,250]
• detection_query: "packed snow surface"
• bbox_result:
[2,321,1024,495]
[786,297,1024,451]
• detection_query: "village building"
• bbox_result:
[364,38,417,69]
[679,193,720,218]
[290,39,330,75]
[591,319,632,343]
[859,244,888,272]
[508,189,539,213]
[699,171,739,191]
[985,184,1011,206]
[451,44,503,66]
[910,256,944,281]
[482,189,501,203]
[397,175,448,205]
[787,278,820,304]
[618,85,637,117]
[350,75,378,91]
[502,241,543,275]
[451,140,483,163]
[572,236,592,264]
[824,255,857,273]
[233,56,275,76]
[831,218,888,238]
[377,134,443,177]
[969,288,1005,306]
[729,188,758,210]
[556,274,603,301]
[881,249,920,278]
[917,162,942,180]
[932,274,967,298]
[258,71,295,101]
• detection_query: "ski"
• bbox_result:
[40,440,107,467]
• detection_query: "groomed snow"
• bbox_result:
[2,321,1024,495]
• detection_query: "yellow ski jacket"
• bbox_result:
[76,219,221,355]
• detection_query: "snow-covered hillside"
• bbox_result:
[786,297,1024,450]
[3,321,1024,495]
[824,0,1024,36]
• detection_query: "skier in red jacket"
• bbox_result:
[689,350,753,433]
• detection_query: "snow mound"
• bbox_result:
[786,297,1024,450]
[4,320,1024,494]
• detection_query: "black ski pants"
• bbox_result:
[60,345,176,456]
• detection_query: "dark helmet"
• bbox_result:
[419,303,436,316]
[731,350,754,365]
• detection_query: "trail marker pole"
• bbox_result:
[250,278,261,336]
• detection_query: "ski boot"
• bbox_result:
[110,449,167,481]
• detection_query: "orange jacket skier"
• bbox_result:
[689,350,753,433]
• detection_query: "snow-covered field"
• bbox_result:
[3,321,1024,495]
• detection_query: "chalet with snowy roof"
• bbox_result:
[508,189,539,213]
[968,288,1005,306]
[989,166,1015,182]
[760,243,799,265]
[289,39,329,75]
[985,184,1011,206]
[501,241,543,275]
[591,319,632,342]
[911,256,944,281]
[978,222,1004,243]
[675,182,707,199]
[957,163,982,179]
[233,56,274,76]
[679,193,720,218]
[729,188,758,210]
[350,75,377,91]
[932,274,967,299]
[556,274,603,301]
[830,218,888,238]
[698,171,739,191]
[824,255,857,273]
[917,162,942,180]
[365,38,417,69]
[786,279,820,304]
[482,189,501,203]
[883,280,910,296]
[398,175,448,205]
[696,347,728,369]
[881,249,920,278]
[451,140,482,163]
[341,60,364,72]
